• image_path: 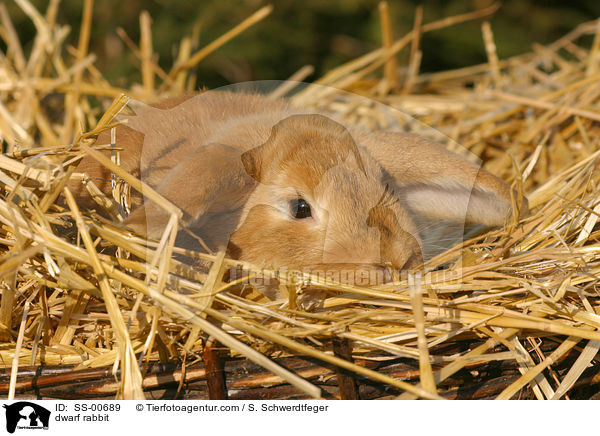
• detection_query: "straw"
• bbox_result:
[378,1,398,91]
[168,5,273,79]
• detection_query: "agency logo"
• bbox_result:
[3,402,50,433]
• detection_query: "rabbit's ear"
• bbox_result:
[125,143,255,239]
[362,132,528,226]
[241,114,366,183]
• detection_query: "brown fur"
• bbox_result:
[70,91,528,285]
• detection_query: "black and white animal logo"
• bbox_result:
[3,402,50,433]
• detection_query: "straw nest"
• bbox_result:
[0,1,599,400]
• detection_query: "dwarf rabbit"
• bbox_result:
[71,91,527,285]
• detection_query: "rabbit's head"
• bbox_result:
[226,114,424,285]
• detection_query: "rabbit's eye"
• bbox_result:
[289,198,312,219]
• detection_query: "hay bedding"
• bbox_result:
[0,0,599,400]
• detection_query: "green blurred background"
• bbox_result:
[5,0,600,88]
